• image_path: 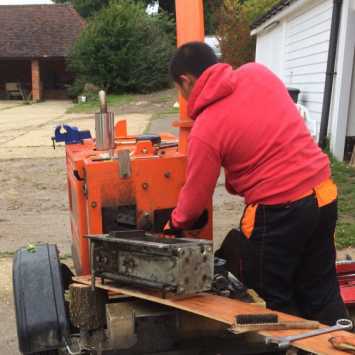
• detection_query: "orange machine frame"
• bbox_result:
[65,0,211,275]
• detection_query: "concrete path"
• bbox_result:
[0,100,24,111]
[0,101,150,159]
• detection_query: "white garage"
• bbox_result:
[252,0,355,161]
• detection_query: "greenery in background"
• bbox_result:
[53,0,223,34]
[53,0,109,17]
[68,1,175,94]
[329,154,355,249]
[216,0,253,68]
[216,0,279,68]
[57,0,282,95]
[242,0,281,23]
[66,94,134,113]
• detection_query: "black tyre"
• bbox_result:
[13,244,70,354]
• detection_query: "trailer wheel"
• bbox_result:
[13,244,70,355]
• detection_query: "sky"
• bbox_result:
[146,1,159,15]
[0,0,159,7]
[0,0,53,4]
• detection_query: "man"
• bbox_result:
[165,41,348,325]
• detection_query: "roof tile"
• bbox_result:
[0,4,85,58]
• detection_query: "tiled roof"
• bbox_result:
[0,5,85,58]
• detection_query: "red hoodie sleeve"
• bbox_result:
[171,136,221,229]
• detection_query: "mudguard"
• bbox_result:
[13,244,70,354]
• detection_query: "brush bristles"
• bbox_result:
[235,313,278,325]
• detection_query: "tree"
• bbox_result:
[53,0,109,17]
[71,0,110,18]
[216,0,253,68]
[216,0,279,68]
[54,0,222,34]
[242,0,279,23]
[69,1,175,93]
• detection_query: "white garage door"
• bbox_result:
[284,0,333,130]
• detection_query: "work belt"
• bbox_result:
[241,178,337,239]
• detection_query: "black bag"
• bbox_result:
[215,228,243,279]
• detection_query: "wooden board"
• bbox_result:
[74,275,353,354]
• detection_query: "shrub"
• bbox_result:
[216,0,254,68]
[69,0,175,93]
[215,0,280,68]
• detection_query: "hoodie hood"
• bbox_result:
[188,63,236,120]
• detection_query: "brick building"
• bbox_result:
[0,4,85,101]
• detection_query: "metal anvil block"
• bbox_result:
[88,230,213,296]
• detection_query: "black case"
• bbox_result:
[13,244,70,354]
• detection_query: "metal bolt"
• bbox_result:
[142,182,149,190]
[91,201,97,208]
[164,171,171,178]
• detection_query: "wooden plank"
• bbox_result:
[74,275,353,354]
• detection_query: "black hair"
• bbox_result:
[169,41,218,85]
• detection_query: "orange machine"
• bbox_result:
[65,0,212,275]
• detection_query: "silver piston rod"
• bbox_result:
[95,90,114,151]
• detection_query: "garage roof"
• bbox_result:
[251,0,300,29]
[0,5,85,59]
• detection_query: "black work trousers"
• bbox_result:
[218,195,348,325]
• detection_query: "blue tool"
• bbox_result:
[52,125,92,149]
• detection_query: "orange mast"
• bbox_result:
[175,0,205,154]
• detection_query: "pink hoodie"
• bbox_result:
[171,63,330,229]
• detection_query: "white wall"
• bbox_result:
[346,50,355,136]
[254,0,355,160]
[283,0,333,130]
[254,0,333,139]
[255,23,284,79]
[330,0,355,159]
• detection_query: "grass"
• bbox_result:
[330,155,355,249]
[66,94,134,114]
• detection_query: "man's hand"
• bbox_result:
[162,221,202,238]
[162,210,209,238]
[162,220,183,238]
